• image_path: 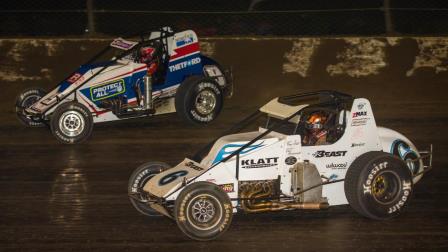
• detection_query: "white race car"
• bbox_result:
[128,91,432,241]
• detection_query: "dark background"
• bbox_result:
[1,0,448,36]
[1,0,448,250]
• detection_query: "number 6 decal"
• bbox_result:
[159,170,188,186]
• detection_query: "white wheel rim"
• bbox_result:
[186,194,222,231]
[195,90,216,115]
[59,111,85,137]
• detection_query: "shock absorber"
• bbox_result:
[144,75,153,110]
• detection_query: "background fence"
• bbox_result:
[1,0,448,37]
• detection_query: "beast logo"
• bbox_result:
[313,150,347,158]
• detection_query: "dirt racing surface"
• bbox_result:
[1,37,448,251]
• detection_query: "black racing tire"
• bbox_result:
[15,87,47,127]
[174,181,233,241]
[175,76,223,125]
[128,161,170,216]
[344,151,413,220]
[50,102,93,144]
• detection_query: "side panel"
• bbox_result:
[279,134,303,197]
[162,30,203,89]
[237,140,284,181]
[301,98,382,206]
[144,158,206,198]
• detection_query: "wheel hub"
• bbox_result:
[59,111,85,137]
[192,197,216,223]
[371,171,400,204]
[195,90,216,115]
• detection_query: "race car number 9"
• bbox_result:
[159,170,188,186]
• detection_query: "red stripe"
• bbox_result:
[100,65,147,83]
[170,43,200,61]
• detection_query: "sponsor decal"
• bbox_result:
[285,156,297,165]
[168,57,201,72]
[326,162,348,169]
[388,181,412,214]
[241,157,279,169]
[110,38,138,50]
[185,161,203,171]
[175,34,194,47]
[90,79,126,101]
[312,150,347,158]
[329,174,339,181]
[352,111,367,118]
[219,183,235,193]
[357,102,366,110]
[213,141,265,164]
[362,161,388,194]
[67,73,82,84]
[158,170,188,186]
[351,143,366,147]
[351,117,370,127]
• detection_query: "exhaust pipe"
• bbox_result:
[144,75,153,110]
[240,182,329,213]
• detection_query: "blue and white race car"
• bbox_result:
[15,27,232,144]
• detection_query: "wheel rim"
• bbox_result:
[58,111,85,137]
[194,90,216,115]
[186,194,222,231]
[371,171,401,204]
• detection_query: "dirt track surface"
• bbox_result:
[1,37,448,251]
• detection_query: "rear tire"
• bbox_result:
[50,102,93,144]
[175,76,223,125]
[128,162,170,216]
[15,88,47,127]
[344,152,413,220]
[175,181,233,241]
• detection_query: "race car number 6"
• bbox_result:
[159,170,189,186]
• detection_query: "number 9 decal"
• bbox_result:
[159,170,188,186]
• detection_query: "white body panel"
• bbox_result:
[144,97,423,209]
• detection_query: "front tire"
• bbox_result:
[128,162,170,216]
[15,88,47,127]
[175,182,233,241]
[50,102,93,144]
[175,76,223,125]
[344,152,413,220]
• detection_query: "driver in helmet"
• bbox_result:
[139,46,158,75]
[302,111,329,146]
